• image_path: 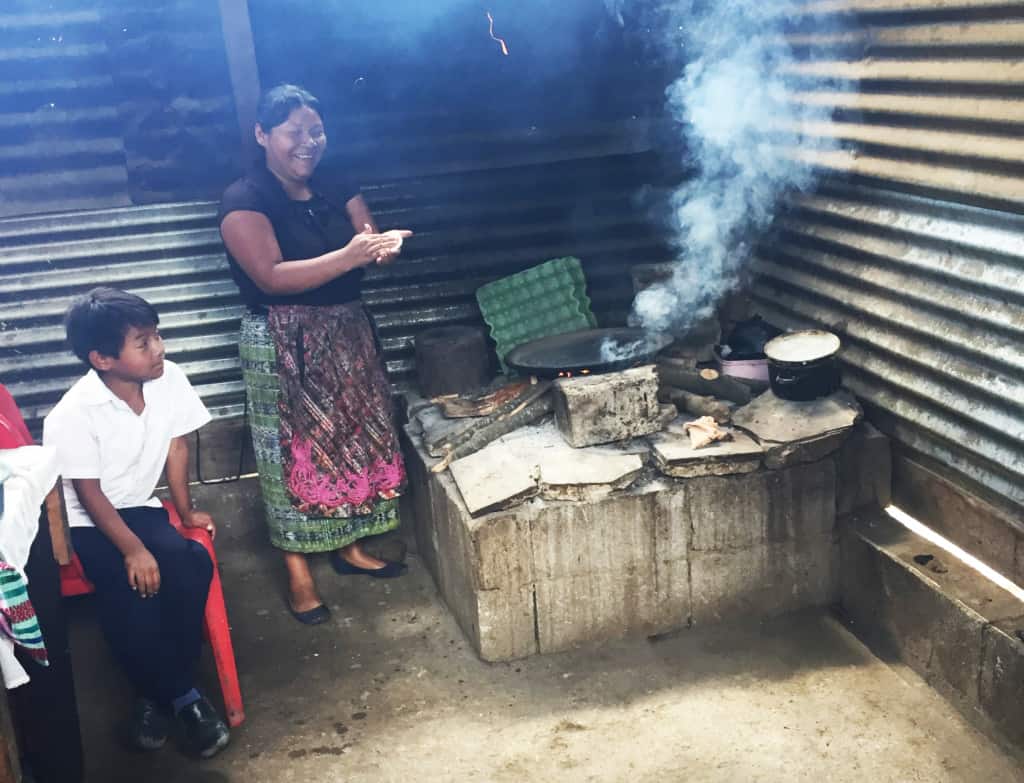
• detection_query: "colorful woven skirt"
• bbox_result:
[239,307,402,553]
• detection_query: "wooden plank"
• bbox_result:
[44,483,70,566]
[217,0,261,159]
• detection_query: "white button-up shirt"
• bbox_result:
[42,360,211,528]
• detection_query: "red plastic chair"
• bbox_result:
[60,501,245,727]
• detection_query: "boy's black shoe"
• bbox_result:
[176,696,230,758]
[127,697,169,751]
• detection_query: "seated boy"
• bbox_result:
[43,287,230,758]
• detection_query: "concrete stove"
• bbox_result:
[404,389,888,662]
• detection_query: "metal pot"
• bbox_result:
[763,330,842,401]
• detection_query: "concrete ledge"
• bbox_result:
[892,452,1024,584]
[839,510,1024,751]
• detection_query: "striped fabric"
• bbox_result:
[0,562,48,667]
[239,312,401,553]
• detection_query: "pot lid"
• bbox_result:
[764,330,840,363]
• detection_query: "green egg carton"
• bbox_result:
[476,256,597,371]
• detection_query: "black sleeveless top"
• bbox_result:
[218,165,362,311]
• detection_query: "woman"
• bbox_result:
[219,84,413,625]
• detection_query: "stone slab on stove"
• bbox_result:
[540,449,644,501]
[449,443,538,516]
[448,421,645,514]
[491,422,644,503]
[733,389,862,468]
[650,424,763,478]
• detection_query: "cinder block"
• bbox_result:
[688,472,769,551]
[686,461,835,553]
[836,422,891,515]
[766,460,836,542]
[535,570,662,654]
[652,485,692,631]
[553,365,662,447]
[403,433,463,593]
[475,584,538,662]
[470,511,535,591]
[979,619,1024,748]
[529,491,658,581]
[690,534,838,625]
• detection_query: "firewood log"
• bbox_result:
[657,386,733,423]
[656,360,752,404]
[430,383,553,472]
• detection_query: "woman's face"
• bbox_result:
[257,105,327,183]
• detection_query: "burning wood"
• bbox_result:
[432,380,532,419]
[682,416,733,450]
[430,381,553,473]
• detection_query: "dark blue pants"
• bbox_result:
[71,506,213,706]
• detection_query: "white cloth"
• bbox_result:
[0,445,59,688]
[42,360,211,528]
[0,644,28,689]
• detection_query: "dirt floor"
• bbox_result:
[66,482,1024,783]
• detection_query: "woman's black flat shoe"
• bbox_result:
[329,552,408,579]
[289,603,331,625]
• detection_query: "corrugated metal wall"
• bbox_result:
[0,7,131,217]
[0,121,668,434]
[0,2,240,217]
[753,0,1024,514]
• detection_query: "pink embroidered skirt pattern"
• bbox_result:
[267,302,405,519]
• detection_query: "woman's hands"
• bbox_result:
[345,230,399,268]
[376,229,414,265]
[349,224,414,267]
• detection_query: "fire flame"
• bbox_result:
[486,11,510,56]
[557,369,592,379]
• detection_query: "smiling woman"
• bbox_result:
[218,85,414,626]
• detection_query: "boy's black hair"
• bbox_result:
[64,287,160,368]
[256,84,321,132]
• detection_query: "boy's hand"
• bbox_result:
[124,546,161,598]
[184,510,216,540]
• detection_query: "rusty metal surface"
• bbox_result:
[0,134,668,434]
[758,1,1024,512]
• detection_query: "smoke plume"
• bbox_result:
[624,0,840,337]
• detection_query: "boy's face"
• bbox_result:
[89,325,165,382]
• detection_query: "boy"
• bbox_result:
[43,287,230,758]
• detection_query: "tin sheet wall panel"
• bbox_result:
[0,138,667,434]
[760,1,1024,514]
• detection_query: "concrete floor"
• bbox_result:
[67,487,1024,783]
